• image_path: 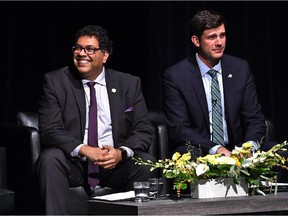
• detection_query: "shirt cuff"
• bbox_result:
[71,143,86,160]
[250,140,260,151]
[119,146,134,158]
[209,144,222,155]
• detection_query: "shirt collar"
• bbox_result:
[195,53,222,76]
[82,67,106,86]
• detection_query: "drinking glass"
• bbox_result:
[134,181,150,202]
[149,178,164,199]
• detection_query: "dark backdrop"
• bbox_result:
[1,1,288,142]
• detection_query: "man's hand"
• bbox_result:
[216,146,231,156]
[79,145,109,162]
[79,145,122,169]
[95,145,122,169]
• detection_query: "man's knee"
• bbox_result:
[133,152,157,178]
[136,152,157,163]
[37,148,65,169]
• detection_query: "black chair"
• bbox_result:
[1,116,88,215]
[16,112,118,214]
[2,110,168,214]
[147,111,169,160]
[0,123,38,214]
[147,111,170,195]
[265,119,274,141]
[0,146,15,214]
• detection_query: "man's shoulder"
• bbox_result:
[222,54,248,63]
[106,68,139,80]
[44,66,82,81]
[45,66,69,76]
[165,56,196,73]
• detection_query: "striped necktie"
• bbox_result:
[208,69,224,146]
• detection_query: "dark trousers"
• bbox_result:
[36,148,157,215]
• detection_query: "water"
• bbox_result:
[150,181,164,199]
[149,178,164,199]
[134,186,150,202]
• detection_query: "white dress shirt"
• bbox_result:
[196,53,259,154]
[71,68,133,158]
[195,54,228,154]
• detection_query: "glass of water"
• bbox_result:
[134,181,150,202]
[149,178,164,199]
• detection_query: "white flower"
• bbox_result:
[196,163,209,176]
[134,140,288,197]
[242,157,253,168]
[231,146,243,154]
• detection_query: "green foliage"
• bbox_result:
[134,141,288,197]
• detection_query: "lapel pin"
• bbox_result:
[228,74,232,78]
[111,88,117,93]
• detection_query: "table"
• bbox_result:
[87,192,288,215]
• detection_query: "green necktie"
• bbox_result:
[208,69,224,146]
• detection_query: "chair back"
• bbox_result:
[16,111,88,214]
[147,111,169,160]
[17,112,40,168]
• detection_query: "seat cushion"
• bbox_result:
[91,187,117,197]
[0,188,14,214]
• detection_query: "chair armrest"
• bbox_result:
[148,122,169,160]
[0,124,41,213]
[265,119,274,141]
[27,128,40,168]
[156,123,169,160]
[0,147,7,188]
[0,124,40,183]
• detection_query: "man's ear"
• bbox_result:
[191,35,200,47]
[102,51,110,64]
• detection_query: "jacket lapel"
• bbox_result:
[188,57,210,126]
[105,69,119,141]
[65,67,86,138]
[221,57,234,119]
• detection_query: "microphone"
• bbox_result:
[212,99,217,105]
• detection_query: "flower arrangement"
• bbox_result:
[134,141,288,197]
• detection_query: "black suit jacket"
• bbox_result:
[163,54,266,154]
[38,66,154,156]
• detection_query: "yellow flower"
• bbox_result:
[176,159,186,167]
[230,156,241,167]
[172,152,181,161]
[197,154,220,165]
[180,153,191,161]
[216,156,236,165]
[133,140,288,197]
[231,143,252,155]
[242,141,253,149]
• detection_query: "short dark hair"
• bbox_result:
[190,10,226,38]
[75,25,113,55]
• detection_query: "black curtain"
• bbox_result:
[1,1,288,142]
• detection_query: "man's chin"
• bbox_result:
[77,67,90,74]
[77,69,92,78]
[213,52,224,60]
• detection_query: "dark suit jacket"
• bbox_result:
[38,66,154,156]
[163,54,266,154]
